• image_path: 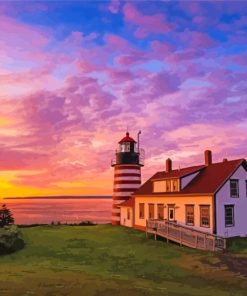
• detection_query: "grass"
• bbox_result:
[227,237,247,255]
[0,225,247,296]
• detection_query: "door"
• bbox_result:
[168,206,175,221]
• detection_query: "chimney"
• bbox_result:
[166,158,172,172]
[223,158,228,162]
[204,150,212,166]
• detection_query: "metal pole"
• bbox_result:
[137,130,141,153]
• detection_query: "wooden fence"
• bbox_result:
[146,219,226,251]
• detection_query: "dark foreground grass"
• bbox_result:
[0,225,247,296]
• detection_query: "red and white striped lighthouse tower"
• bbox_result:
[111,131,144,225]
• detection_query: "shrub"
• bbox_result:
[78,221,96,226]
[0,225,25,254]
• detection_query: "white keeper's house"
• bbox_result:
[111,132,247,238]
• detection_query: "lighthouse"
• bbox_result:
[111,131,144,225]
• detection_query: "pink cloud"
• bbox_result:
[0,3,247,195]
[235,15,247,27]
[123,3,173,38]
[108,0,120,14]
[166,49,205,67]
[191,31,217,48]
[0,2,48,17]
[149,71,180,95]
[104,34,130,50]
[0,148,47,171]
[64,31,98,46]
[180,30,217,49]
[179,2,203,15]
[0,15,48,48]
[151,40,173,58]
[193,16,207,25]
[114,51,147,66]
[108,70,136,83]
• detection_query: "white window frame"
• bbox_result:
[225,205,234,227]
[168,206,175,221]
[230,179,239,198]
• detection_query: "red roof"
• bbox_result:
[119,132,136,144]
[182,159,245,194]
[119,198,135,207]
[152,165,205,180]
[133,159,246,196]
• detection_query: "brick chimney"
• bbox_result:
[223,158,228,162]
[166,158,172,172]
[204,150,212,166]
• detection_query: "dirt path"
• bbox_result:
[202,253,247,277]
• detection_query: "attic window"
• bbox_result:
[173,179,179,191]
[153,181,166,192]
[166,180,171,191]
[153,179,179,193]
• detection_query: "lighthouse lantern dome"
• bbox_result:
[118,132,137,153]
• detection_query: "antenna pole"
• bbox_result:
[137,130,141,153]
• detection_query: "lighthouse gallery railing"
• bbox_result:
[111,148,145,166]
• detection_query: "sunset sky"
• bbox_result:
[0,1,247,198]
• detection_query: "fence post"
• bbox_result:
[167,223,169,243]
[180,227,182,246]
[204,233,206,250]
[224,238,226,250]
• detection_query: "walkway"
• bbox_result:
[146,219,226,251]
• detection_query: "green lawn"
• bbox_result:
[0,225,247,296]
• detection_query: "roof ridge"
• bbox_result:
[156,164,205,174]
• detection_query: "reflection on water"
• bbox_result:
[3,198,112,225]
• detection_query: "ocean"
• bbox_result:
[2,197,112,225]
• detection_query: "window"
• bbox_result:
[230,179,239,198]
[153,180,179,193]
[127,208,130,220]
[134,143,138,153]
[157,204,164,220]
[148,204,154,219]
[172,179,179,191]
[153,181,166,192]
[185,205,194,226]
[168,205,175,221]
[139,203,144,219]
[120,143,130,152]
[166,180,171,192]
[225,205,234,227]
[200,205,210,228]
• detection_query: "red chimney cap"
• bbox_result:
[119,132,136,144]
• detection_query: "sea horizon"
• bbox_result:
[3,195,112,200]
[2,197,112,224]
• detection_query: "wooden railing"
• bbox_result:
[146,219,226,251]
